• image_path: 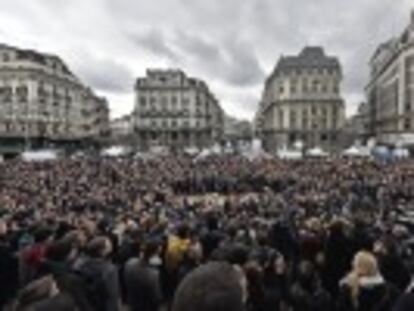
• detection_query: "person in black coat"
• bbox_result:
[289,260,332,311]
[123,240,163,311]
[393,281,414,311]
[0,221,19,309]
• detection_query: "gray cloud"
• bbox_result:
[0,0,412,118]
[70,53,134,94]
[133,28,178,61]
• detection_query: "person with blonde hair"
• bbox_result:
[337,251,400,311]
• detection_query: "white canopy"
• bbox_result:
[184,147,199,155]
[393,148,410,158]
[101,146,129,157]
[211,143,222,154]
[195,148,213,160]
[277,148,302,160]
[307,147,329,157]
[342,146,370,157]
[21,149,59,162]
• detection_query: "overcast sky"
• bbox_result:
[0,0,412,120]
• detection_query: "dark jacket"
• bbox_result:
[289,280,331,311]
[337,276,400,311]
[78,258,121,311]
[11,275,78,311]
[124,257,162,311]
[393,291,414,311]
[0,237,19,308]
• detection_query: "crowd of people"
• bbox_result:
[0,155,414,311]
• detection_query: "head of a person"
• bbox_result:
[172,262,245,311]
[46,239,74,263]
[86,236,112,259]
[352,251,379,278]
[142,239,160,261]
[33,226,53,244]
[177,223,190,240]
[297,260,316,289]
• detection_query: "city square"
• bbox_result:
[0,1,414,311]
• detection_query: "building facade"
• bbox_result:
[110,114,134,145]
[223,115,253,148]
[133,69,224,150]
[341,102,370,147]
[366,10,414,146]
[0,44,109,151]
[255,47,345,152]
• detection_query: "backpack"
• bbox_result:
[75,263,108,311]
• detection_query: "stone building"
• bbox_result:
[366,10,414,146]
[341,102,370,147]
[0,43,109,151]
[133,69,224,151]
[223,115,253,149]
[110,114,134,145]
[255,47,345,152]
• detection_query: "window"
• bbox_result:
[3,86,12,102]
[312,80,319,92]
[290,110,297,128]
[302,78,308,93]
[150,96,156,104]
[279,110,284,129]
[3,53,10,62]
[302,110,309,129]
[16,86,28,103]
[140,96,147,106]
[333,84,339,94]
[404,119,411,130]
[161,96,168,108]
[279,86,284,94]
[182,97,190,107]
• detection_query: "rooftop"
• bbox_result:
[276,46,340,72]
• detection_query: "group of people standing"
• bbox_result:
[0,155,414,311]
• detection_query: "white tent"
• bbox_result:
[343,146,370,157]
[277,148,302,160]
[393,148,410,158]
[211,143,222,154]
[21,149,59,162]
[195,148,213,160]
[184,147,199,155]
[101,146,129,157]
[307,147,329,157]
